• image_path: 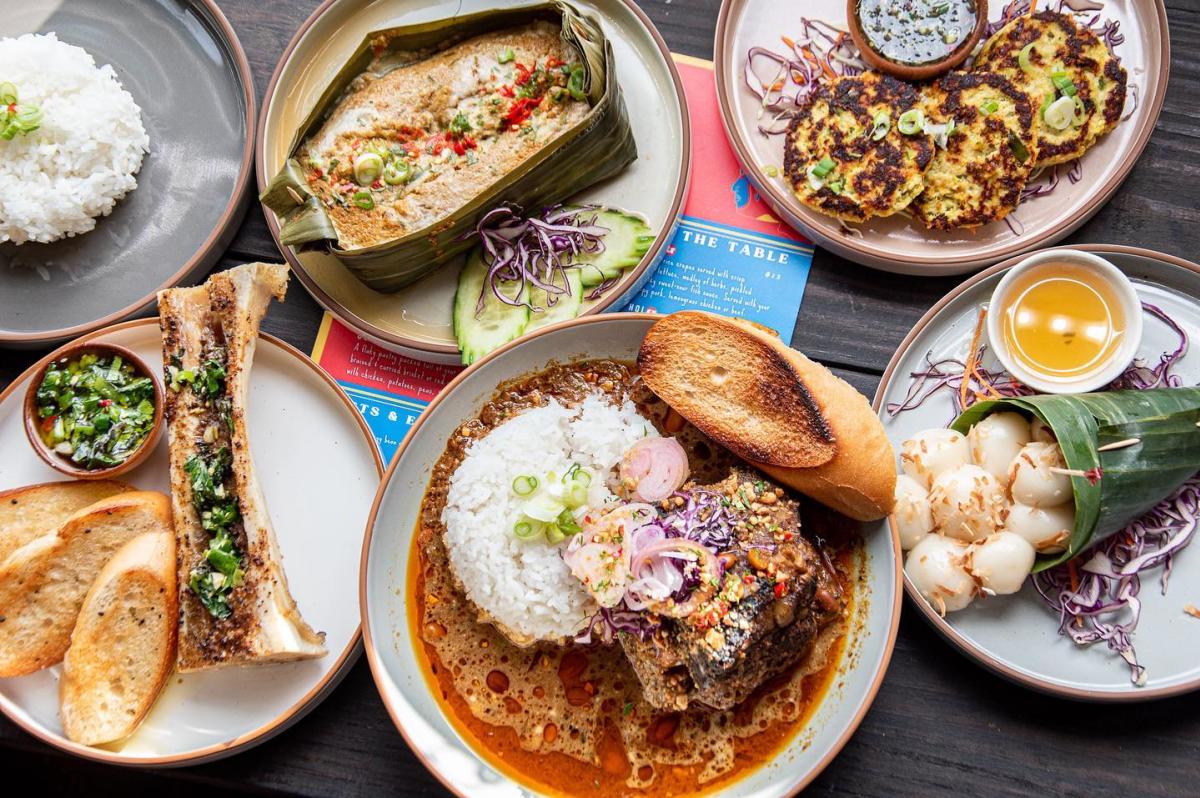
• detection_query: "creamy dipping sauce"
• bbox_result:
[856,0,977,66]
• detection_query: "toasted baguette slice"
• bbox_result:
[0,491,173,677]
[638,310,836,468]
[160,263,326,671]
[638,312,896,521]
[60,532,177,745]
[0,480,134,565]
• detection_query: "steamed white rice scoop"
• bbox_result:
[0,32,148,244]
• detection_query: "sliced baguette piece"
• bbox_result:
[60,531,177,746]
[160,263,327,671]
[638,310,836,468]
[638,312,896,521]
[0,480,134,566]
[0,491,172,677]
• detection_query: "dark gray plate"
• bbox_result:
[1,0,254,347]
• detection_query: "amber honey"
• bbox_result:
[1000,261,1127,380]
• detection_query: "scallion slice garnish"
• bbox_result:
[352,190,375,210]
[1043,95,1076,130]
[383,160,411,185]
[898,108,924,136]
[1007,132,1030,163]
[498,47,515,64]
[980,99,1000,115]
[0,82,16,105]
[1051,71,1077,97]
[870,111,891,140]
[1018,43,1036,74]
[512,474,538,495]
[353,152,384,186]
[1071,94,1087,126]
[513,520,540,540]
[812,156,836,179]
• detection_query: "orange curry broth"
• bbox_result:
[405,529,853,797]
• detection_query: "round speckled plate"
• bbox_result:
[0,319,382,764]
[1,0,254,347]
[257,0,690,363]
[714,0,1169,275]
[360,313,901,796]
[873,244,1200,700]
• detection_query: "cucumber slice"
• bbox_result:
[453,250,530,365]
[526,270,582,331]
[576,208,656,287]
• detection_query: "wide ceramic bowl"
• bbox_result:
[359,312,901,796]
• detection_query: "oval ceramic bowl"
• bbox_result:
[873,244,1200,700]
[714,0,1170,275]
[846,0,988,81]
[1,0,254,347]
[0,319,382,765]
[360,313,901,796]
[22,341,165,480]
[257,0,691,363]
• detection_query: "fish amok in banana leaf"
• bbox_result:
[952,387,1200,571]
[261,2,637,292]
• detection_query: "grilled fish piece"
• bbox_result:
[159,263,326,671]
[621,469,843,710]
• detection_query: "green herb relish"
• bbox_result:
[35,352,155,469]
[857,0,976,66]
[170,345,244,619]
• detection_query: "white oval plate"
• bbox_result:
[360,313,901,796]
[872,244,1200,700]
[0,318,382,764]
[714,0,1169,276]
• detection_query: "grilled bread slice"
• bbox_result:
[0,491,173,677]
[638,312,895,521]
[160,263,326,671]
[60,531,177,745]
[0,480,134,565]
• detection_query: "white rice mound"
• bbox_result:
[442,392,658,642]
[0,33,149,244]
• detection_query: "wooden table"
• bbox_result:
[4,0,1200,795]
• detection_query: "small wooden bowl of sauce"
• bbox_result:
[847,0,988,82]
[986,250,1144,394]
[23,341,164,480]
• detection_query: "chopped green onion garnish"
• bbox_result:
[825,176,845,194]
[980,99,1000,115]
[1071,94,1087,126]
[871,111,891,140]
[383,160,411,185]
[1051,71,1077,97]
[545,525,566,544]
[1018,43,1036,74]
[812,156,836,179]
[353,152,384,186]
[931,3,950,15]
[0,82,16,105]
[1042,95,1076,130]
[567,64,587,101]
[499,47,515,64]
[512,475,538,495]
[513,520,540,540]
[898,108,924,135]
[1007,132,1030,163]
[352,190,374,210]
[763,164,779,177]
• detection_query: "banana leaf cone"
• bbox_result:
[952,388,1200,571]
[260,1,637,293]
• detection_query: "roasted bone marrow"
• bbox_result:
[159,263,326,671]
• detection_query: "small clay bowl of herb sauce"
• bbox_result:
[848,0,988,81]
[23,342,164,480]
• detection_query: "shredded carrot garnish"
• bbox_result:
[1029,0,1037,14]
[1185,604,1200,620]
[1068,560,1084,627]
[768,81,784,91]
[961,307,989,408]
[781,35,796,49]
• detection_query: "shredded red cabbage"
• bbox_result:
[468,204,610,315]
[892,302,1193,684]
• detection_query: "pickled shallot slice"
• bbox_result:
[619,437,689,502]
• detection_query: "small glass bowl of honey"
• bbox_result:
[986,249,1143,394]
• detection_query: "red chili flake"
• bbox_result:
[41,415,57,432]
[773,582,787,599]
[6,103,16,114]
[98,399,112,407]
[312,167,324,178]
[498,84,515,98]
[781,531,795,542]
[545,57,564,69]
[514,62,533,85]
[371,180,382,189]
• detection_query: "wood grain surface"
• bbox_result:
[3,0,1200,795]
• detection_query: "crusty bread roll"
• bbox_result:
[60,531,177,746]
[638,311,896,521]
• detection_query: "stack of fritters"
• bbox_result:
[783,10,1128,230]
